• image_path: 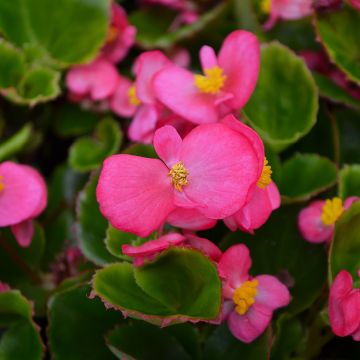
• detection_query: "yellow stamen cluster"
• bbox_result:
[233,280,258,315]
[106,25,118,44]
[0,176,4,193]
[261,0,271,14]
[320,197,344,226]
[128,84,141,106]
[257,157,272,189]
[194,66,227,94]
[168,161,189,192]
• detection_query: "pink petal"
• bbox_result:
[344,196,359,210]
[11,219,34,248]
[227,304,272,343]
[109,75,137,117]
[218,30,260,110]
[218,244,251,297]
[254,274,291,311]
[134,51,171,104]
[180,123,258,219]
[199,45,218,71]
[271,0,313,21]
[0,282,10,292]
[298,200,333,243]
[166,207,217,231]
[153,65,219,124]
[153,125,182,168]
[96,155,176,237]
[185,233,222,261]
[0,162,47,227]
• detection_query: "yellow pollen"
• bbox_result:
[194,66,227,94]
[257,157,272,189]
[261,0,271,14]
[233,280,258,316]
[128,84,141,106]
[168,161,189,192]
[320,197,344,226]
[106,25,118,44]
[0,176,4,193]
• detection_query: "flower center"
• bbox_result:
[257,157,272,189]
[168,161,189,192]
[106,25,118,44]
[233,280,258,315]
[128,84,141,106]
[194,66,227,94]
[320,197,344,226]
[0,176,4,193]
[261,0,271,14]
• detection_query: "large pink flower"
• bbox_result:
[153,30,260,124]
[0,162,47,247]
[329,270,360,340]
[218,244,290,343]
[99,3,136,64]
[298,197,359,243]
[96,122,259,237]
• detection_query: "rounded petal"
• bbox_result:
[298,200,333,243]
[185,233,222,261]
[199,45,218,71]
[181,123,258,219]
[153,125,182,168]
[166,207,217,231]
[218,30,260,110]
[153,65,219,124]
[255,274,291,311]
[110,75,137,117]
[96,155,176,237]
[134,51,171,104]
[11,220,34,248]
[218,244,251,296]
[227,304,272,343]
[0,162,47,227]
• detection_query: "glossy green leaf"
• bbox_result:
[0,290,43,360]
[279,153,337,203]
[203,324,270,360]
[244,42,318,152]
[0,0,110,66]
[329,201,360,281]
[339,165,360,199]
[0,123,32,161]
[69,118,122,172]
[106,321,199,360]
[222,205,327,315]
[315,5,360,85]
[48,283,123,360]
[76,172,118,265]
[105,225,137,261]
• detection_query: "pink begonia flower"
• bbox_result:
[261,0,313,31]
[99,3,136,64]
[66,59,119,102]
[153,30,260,125]
[218,244,290,343]
[0,162,47,247]
[97,122,259,237]
[122,232,221,266]
[0,281,10,292]
[222,115,280,233]
[329,270,360,340]
[350,0,360,11]
[298,196,359,244]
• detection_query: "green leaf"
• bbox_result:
[315,5,360,85]
[106,321,199,360]
[123,144,157,158]
[329,201,360,281]
[0,290,43,360]
[48,283,123,360]
[0,123,32,162]
[93,248,222,323]
[0,0,110,66]
[69,118,122,172]
[222,205,327,315]
[339,165,360,199]
[203,324,270,360]
[278,153,337,203]
[76,172,118,265]
[244,42,318,152]
[105,225,136,261]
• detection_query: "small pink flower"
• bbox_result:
[329,270,360,340]
[262,0,312,31]
[66,59,119,102]
[99,3,136,64]
[97,122,259,236]
[0,162,47,247]
[0,281,10,292]
[298,197,359,243]
[218,244,290,343]
[153,30,260,124]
